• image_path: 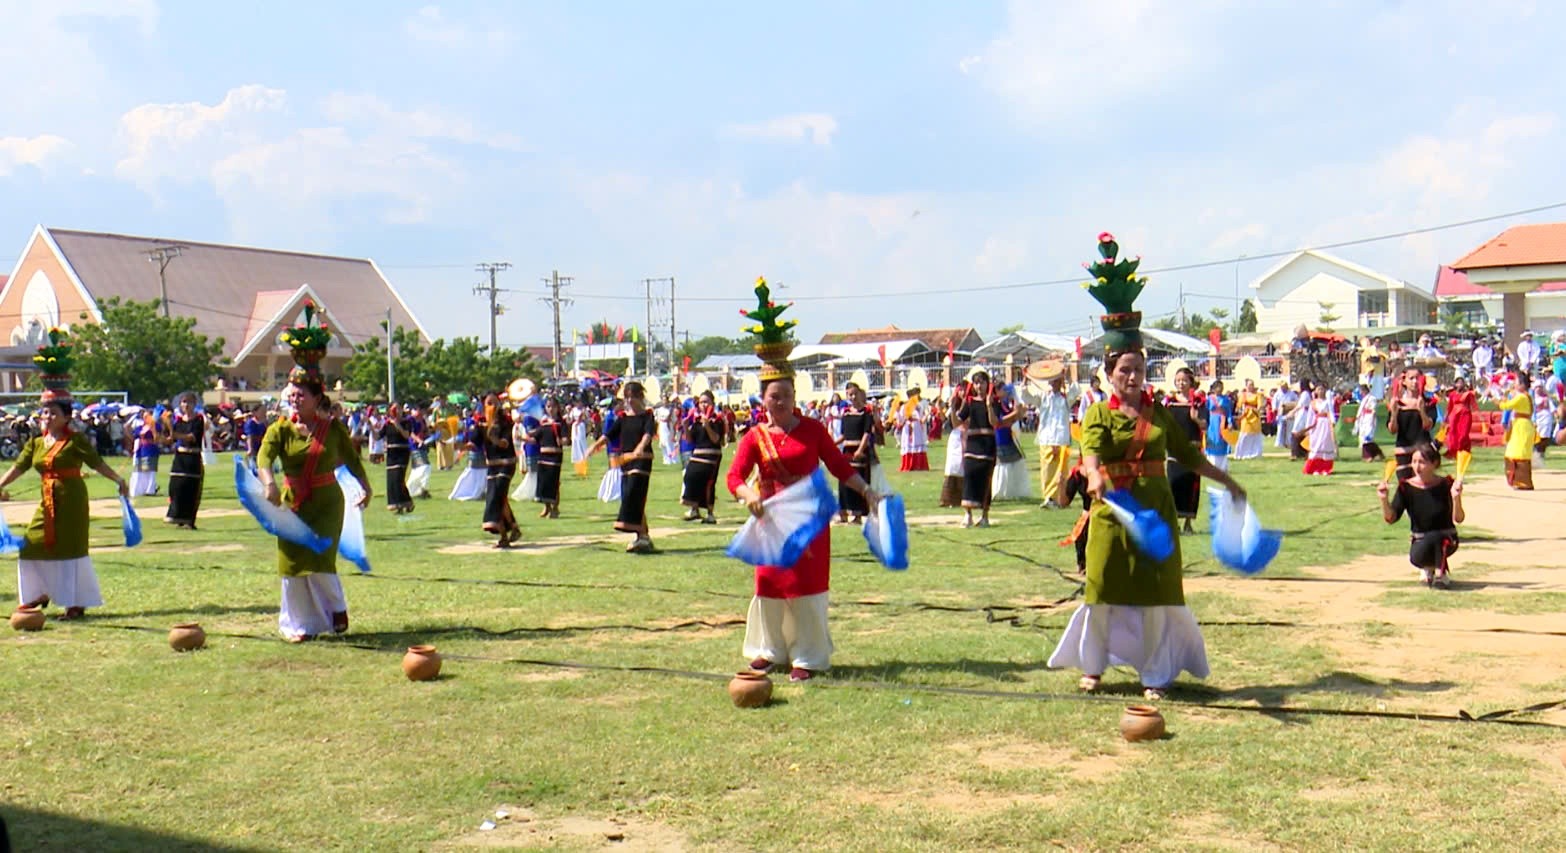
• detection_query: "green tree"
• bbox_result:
[1151,311,1221,339]
[995,322,1025,336]
[1318,301,1340,329]
[342,328,541,401]
[68,297,225,404]
[674,335,749,369]
[1233,298,1259,333]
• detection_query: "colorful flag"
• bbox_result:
[631,326,640,343]
[1074,336,1083,359]
[586,328,595,345]
[682,355,692,374]
[616,324,625,343]
[877,344,888,367]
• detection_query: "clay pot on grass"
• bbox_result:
[169,622,206,652]
[728,671,773,708]
[10,605,45,632]
[402,645,442,681]
[1119,705,1166,742]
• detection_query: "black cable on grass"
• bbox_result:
[79,621,1566,731]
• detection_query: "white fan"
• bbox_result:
[726,468,840,567]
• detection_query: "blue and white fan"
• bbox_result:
[726,468,839,567]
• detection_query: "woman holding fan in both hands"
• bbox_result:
[1047,234,1248,701]
[0,329,131,620]
[728,278,881,682]
[948,370,1020,528]
[255,305,373,643]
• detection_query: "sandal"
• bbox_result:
[1078,675,1101,693]
[331,611,349,634]
[60,606,86,621]
[1142,686,1167,701]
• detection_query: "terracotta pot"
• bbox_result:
[727,671,773,708]
[752,341,795,364]
[10,605,46,632]
[169,622,206,652]
[402,645,442,681]
[1119,704,1166,742]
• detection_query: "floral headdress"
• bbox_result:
[740,277,797,382]
[278,299,332,387]
[33,326,75,404]
[1082,232,1148,353]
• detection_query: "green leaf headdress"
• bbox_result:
[34,326,75,404]
[741,277,798,382]
[1083,232,1147,353]
[278,299,333,387]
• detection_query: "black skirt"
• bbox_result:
[681,452,721,509]
[535,460,562,503]
[617,465,651,530]
[385,445,412,508]
[840,461,871,515]
[962,455,995,508]
[1167,460,1201,519]
[483,460,517,530]
[165,449,203,523]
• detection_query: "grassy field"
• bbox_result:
[2,439,1564,851]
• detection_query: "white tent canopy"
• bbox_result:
[1079,327,1211,356]
[973,331,1077,361]
[788,340,933,366]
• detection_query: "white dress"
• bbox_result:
[1048,604,1210,689]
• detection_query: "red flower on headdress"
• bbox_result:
[1098,232,1114,243]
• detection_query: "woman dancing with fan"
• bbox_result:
[164,392,206,529]
[730,278,881,681]
[835,382,880,524]
[680,390,725,524]
[949,371,1020,528]
[0,329,130,620]
[381,403,416,514]
[480,392,522,548]
[255,312,373,642]
[1047,234,1248,701]
[519,398,567,518]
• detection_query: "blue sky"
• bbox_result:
[4,0,1564,349]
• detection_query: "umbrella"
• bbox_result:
[120,405,145,417]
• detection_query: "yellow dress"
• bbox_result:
[1499,393,1536,461]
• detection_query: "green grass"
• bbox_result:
[2,440,1562,851]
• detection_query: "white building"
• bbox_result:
[1248,250,1436,336]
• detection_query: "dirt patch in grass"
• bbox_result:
[946,738,1142,782]
[438,807,689,850]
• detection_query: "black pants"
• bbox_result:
[1410,531,1458,569]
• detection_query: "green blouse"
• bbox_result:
[13,432,105,561]
[257,417,370,577]
[1079,400,1206,606]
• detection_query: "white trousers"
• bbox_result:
[279,574,347,639]
[1047,604,1210,689]
[743,592,833,671]
[129,471,159,496]
[405,462,431,496]
[18,557,104,609]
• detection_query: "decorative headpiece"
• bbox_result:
[278,300,332,388]
[741,276,798,383]
[1082,232,1148,354]
[33,326,75,405]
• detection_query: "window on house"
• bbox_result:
[1358,292,1388,315]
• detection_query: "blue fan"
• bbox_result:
[334,465,371,573]
[516,394,546,421]
[119,495,143,547]
[0,519,21,555]
[862,493,909,570]
[727,468,839,567]
[1208,488,1282,576]
[234,455,331,554]
[1100,489,1174,562]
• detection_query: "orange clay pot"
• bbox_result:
[10,605,46,632]
[402,645,442,681]
[727,671,773,708]
[169,622,206,652]
[1119,704,1166,742]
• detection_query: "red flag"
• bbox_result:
[1208,327,1223,351]
[682,355,692,374]
[877,344,888,367]
[946,339,955,363]
[585,328,595,345]
[1073,336,1082,359]
[616,324,625,343]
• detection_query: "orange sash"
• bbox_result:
[754,427,799,488]
[288,417,331,510]
[39,434,81,549]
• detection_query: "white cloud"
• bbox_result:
[0,135,73,176]
[0,3,160,129]
[115,84,287,194]
[964,0,1224,129]
[403,5,511,50]
[319,93,525,151]
[724,114,839,146]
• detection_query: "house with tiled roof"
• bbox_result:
[1247,249,1436,336]
[0,226,428,393]
[818,324,982,356]
[1444,223,1566,345]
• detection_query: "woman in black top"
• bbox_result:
[1163,367,1206,534]
[1377,441,1464,587]
[589,382,658,553]
[681,391,725,524]
[381,404,416,513]
[836,382,880,524]
[165,392,205,529]
[480,394,521,547]
[520,398,566,518]
[1387,367,1433,483]
[949,371,1021,528]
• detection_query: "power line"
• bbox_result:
[539,271,574,379]
[144,245,185,319]
[379,199,1566,304]
[473,262,513,353]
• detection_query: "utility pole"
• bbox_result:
[145,245,185,318]
[540,271,574,380]
[642,277,675,376]
[473,262,513,353]
[386,307,396,403]
[1178,283,1187,332]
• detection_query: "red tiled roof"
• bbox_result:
[1434,265,1566,298]
[1450,223,1566,270]
[819,325,980,352]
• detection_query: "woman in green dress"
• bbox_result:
[0,398,131,620]
[255,372,372,642]
[1046,232,1248,700]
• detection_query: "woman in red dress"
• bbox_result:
[728,374,881,682]
[1443,376,1476,459]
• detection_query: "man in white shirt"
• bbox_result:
[1472,338,1494,379]
[1034,374,1073,508]
[1517,330,1542,376]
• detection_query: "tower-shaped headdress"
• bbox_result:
[33,326,75,405]
[1083,232,1148,354]
[278,299,332,388]
[741,277,799,382]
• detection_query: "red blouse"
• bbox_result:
[726,415,858,598]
